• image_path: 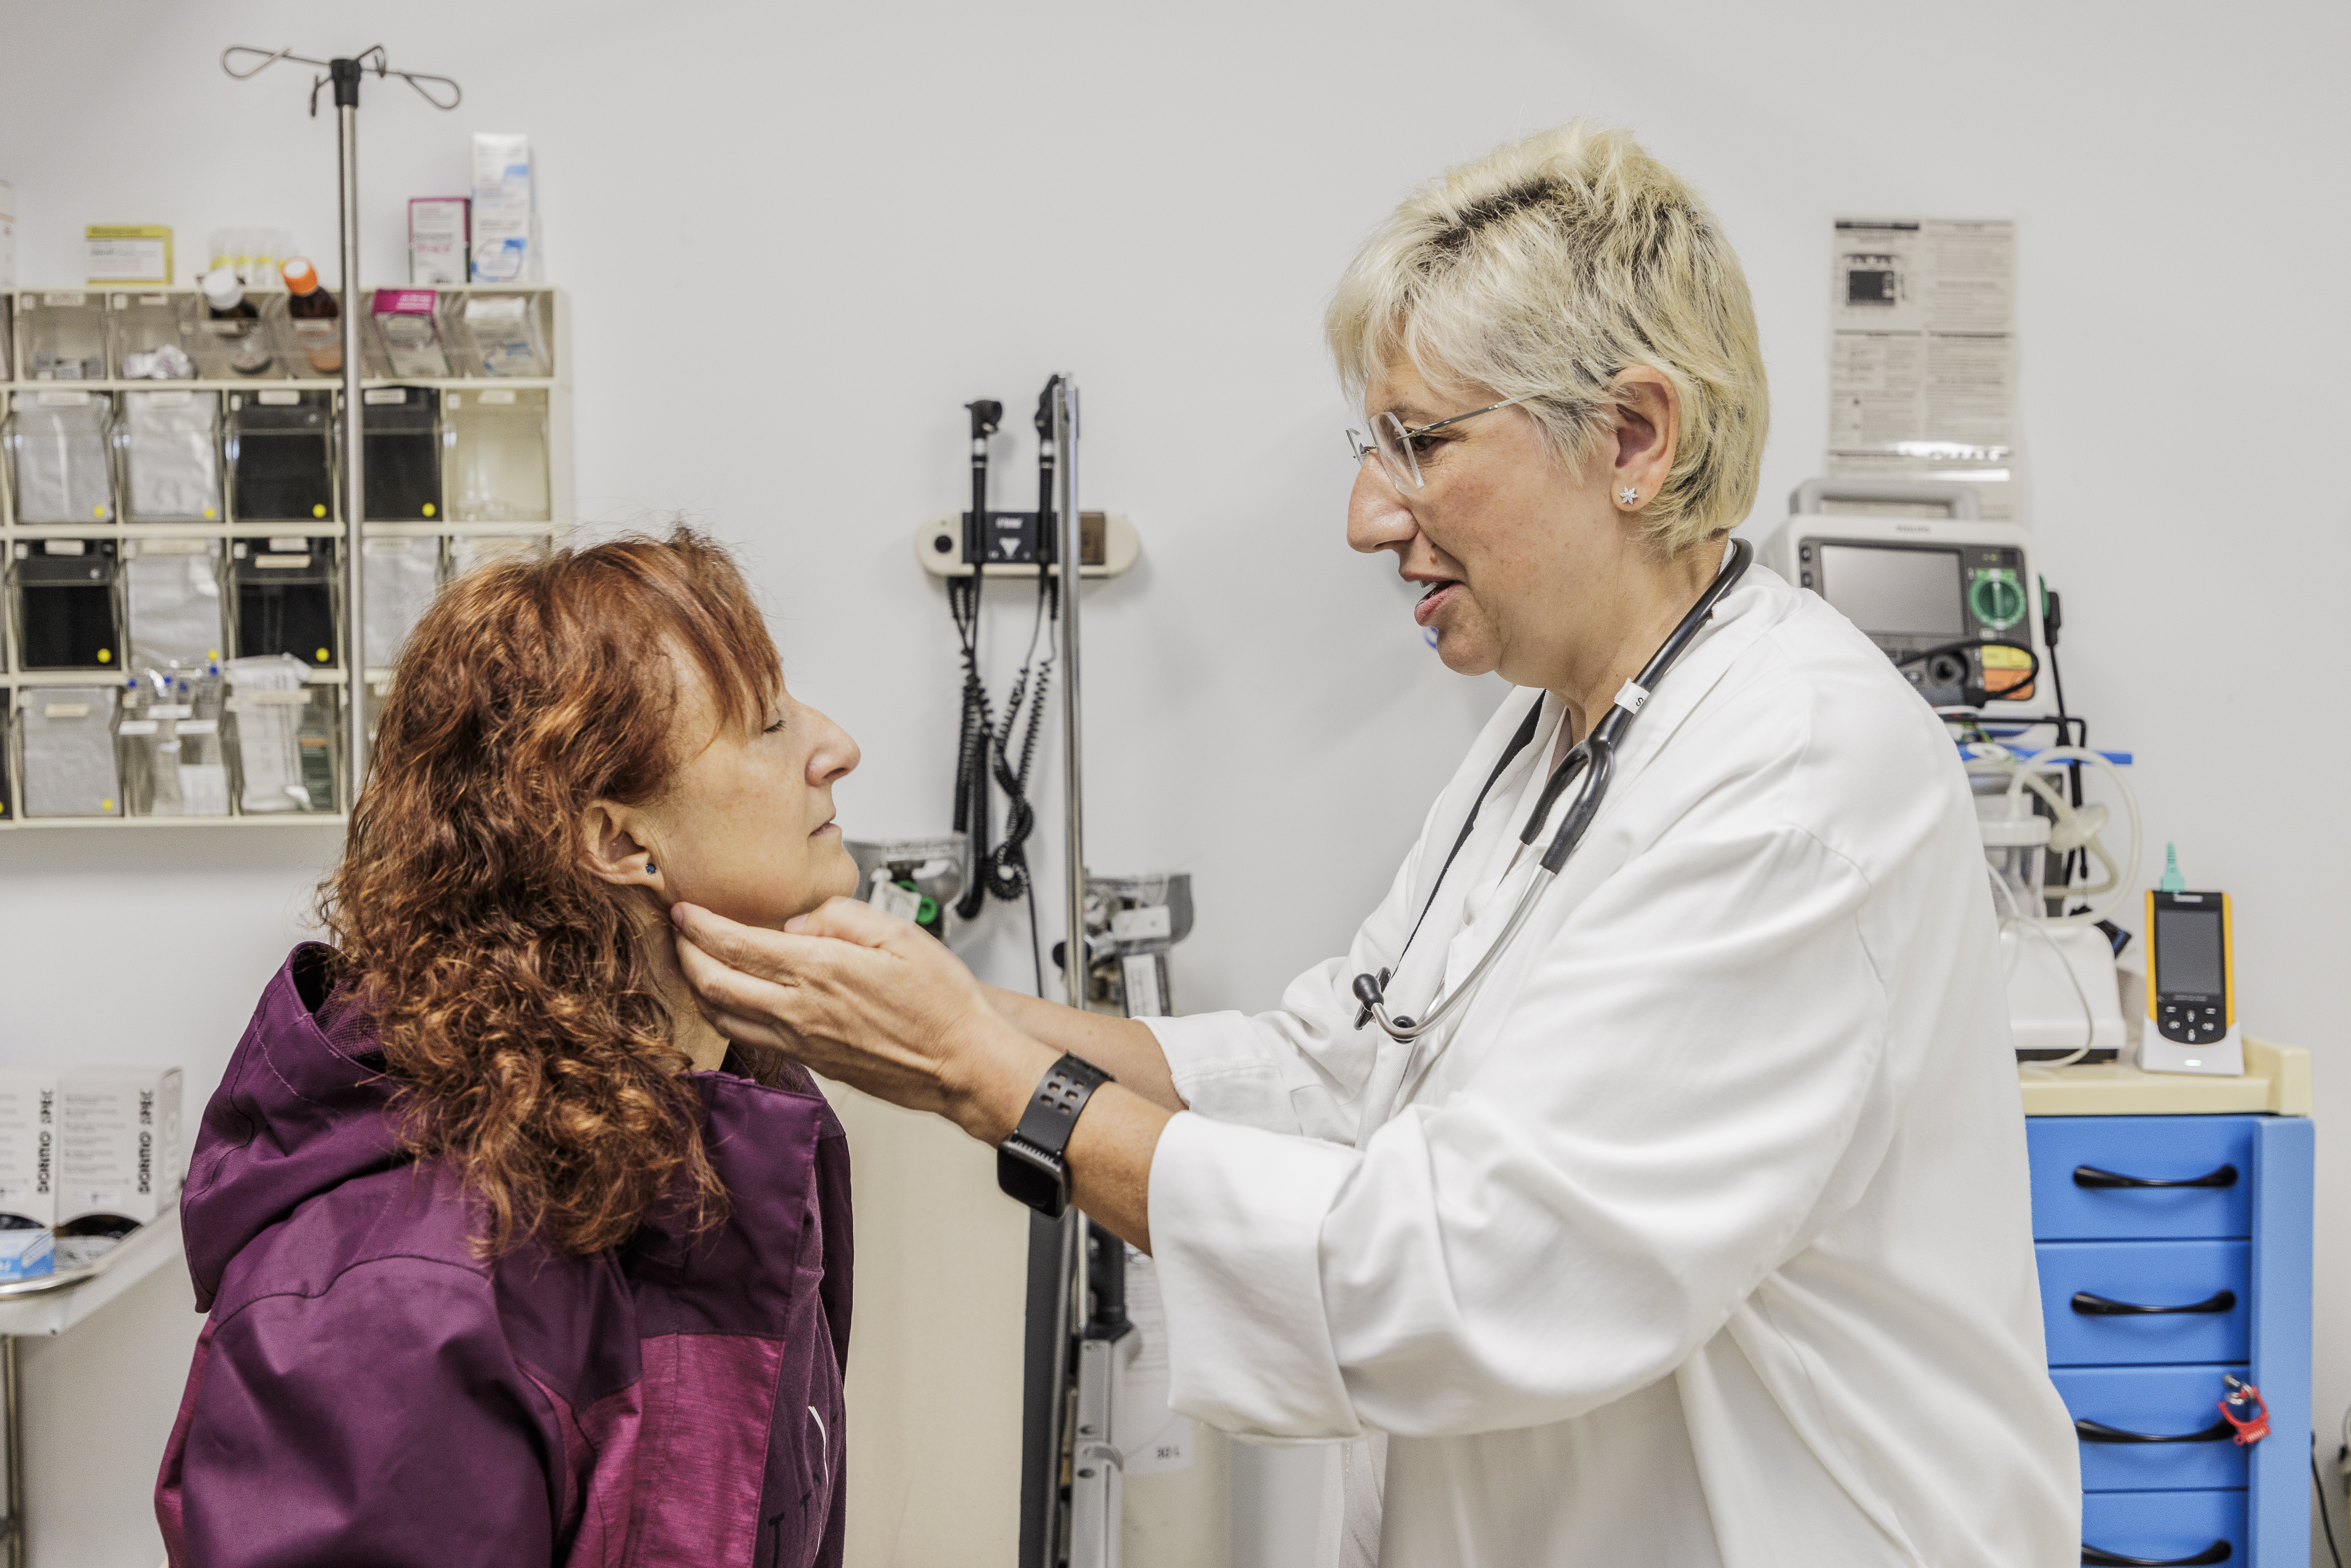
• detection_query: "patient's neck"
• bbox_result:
[638,904,730,1073]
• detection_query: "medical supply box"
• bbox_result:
[54,1065,183,1229]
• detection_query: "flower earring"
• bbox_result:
[1617,487,1640,507]
[643,860,657,876]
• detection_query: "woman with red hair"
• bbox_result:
[155,529,861,1568]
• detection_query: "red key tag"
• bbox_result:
[2217,1382,2270,1446]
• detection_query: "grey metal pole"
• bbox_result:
[4,1335,22,1568]
[332,60,369,800]
[1054,379,1085,1009]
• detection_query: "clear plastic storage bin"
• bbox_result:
[124,538,226,673]
[360,537,443,669]
[18,293,110,380]
[118,391,223,523]
[110,293,200,381]
[361,386,441,520]
[18,686,121,818]
[231,538,340,669]
[368,289,451,378]
[118,667,230,818]
[443,389,551,521]
[452,293,550,378]
[225,390,334,522]
[12,540,122,671]
[224,656,339,814]
[7,391,116,524]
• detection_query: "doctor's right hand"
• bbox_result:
[672,897,1056,1145]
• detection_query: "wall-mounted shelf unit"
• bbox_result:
[0,285,574,829]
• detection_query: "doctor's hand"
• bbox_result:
[670,898,1172,1250]
[671,898,1052,1144]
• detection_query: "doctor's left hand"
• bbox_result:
[671,898,1052,1143]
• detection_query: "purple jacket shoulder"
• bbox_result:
[157,944,853,1568]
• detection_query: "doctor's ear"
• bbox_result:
[1607,368,1681,514]
[580,800,663,892]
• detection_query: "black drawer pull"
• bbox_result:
[2081,1541,2230,1566]
[2074,1163,2238,1190]
[2072,1289,2236,1316]
[2076,1415,2235,1444]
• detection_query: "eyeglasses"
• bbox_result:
[1345,395,1538,493]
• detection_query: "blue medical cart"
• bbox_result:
[2022,1040,2313,1568]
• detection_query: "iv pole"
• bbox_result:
[219,46,462,794]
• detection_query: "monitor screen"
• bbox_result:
[1817,545,1966,638]
[2156,905,2226,996]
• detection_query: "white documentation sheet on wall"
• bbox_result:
[1118,1245,1194,1475]
[1826,218,2019,519]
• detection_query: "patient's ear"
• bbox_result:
[581,800,664,894]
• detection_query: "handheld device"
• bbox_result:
[2141,888,2242,1076]
[1760,479,2052,717]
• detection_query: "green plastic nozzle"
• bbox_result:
[2159,843,2185,893]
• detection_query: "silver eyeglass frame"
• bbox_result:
[1346,394,1539,492]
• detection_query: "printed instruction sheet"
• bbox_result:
[1826,218,2018,520]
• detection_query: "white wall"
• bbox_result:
[2,0,2346,1563]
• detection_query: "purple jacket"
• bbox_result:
[156,944,853,1568]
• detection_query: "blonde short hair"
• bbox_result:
[1326,123,1768,554]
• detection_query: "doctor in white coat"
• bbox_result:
[674,121,2080,1566]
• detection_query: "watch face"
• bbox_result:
[997,1140,1069,1218]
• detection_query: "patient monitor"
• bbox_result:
[1760,480,2054,718]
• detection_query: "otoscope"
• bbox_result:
[951,400,1003,919]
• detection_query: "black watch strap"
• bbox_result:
[996,1054,1113,1216]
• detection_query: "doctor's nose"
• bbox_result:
[1347,458,1420,557]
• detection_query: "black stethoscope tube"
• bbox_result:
[1353,537,1753,1041]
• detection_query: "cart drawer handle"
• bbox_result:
[2081,1540,2230,1566]
[2076,1416,2235,1444]
[2072,1289,2236,1316]
[2074,1164,2238,1189]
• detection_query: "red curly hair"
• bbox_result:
[319,529,782,1256]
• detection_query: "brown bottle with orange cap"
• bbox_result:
[281,257,342,374]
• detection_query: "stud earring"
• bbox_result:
[643,860,657,876]
[1618,487,1640,507]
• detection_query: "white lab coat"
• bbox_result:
[1142,562,2079,1566]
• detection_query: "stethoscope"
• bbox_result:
[1351,538,1753,1044]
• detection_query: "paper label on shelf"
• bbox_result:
[150,705,192,720]
[363,388,407,405]
[464,295,528,321]
[35,391,91,407]
[478,389,517,404]
[43,540,87,556]
[118,720,159,737]
[175,719,218,736]
[257,390,301,406]
[266,536,307,551]
[1826,217,2018,520]
[1110,905,1173,942]
[41,292,87,306]
[42,705,91,720]
[256,556,311,569]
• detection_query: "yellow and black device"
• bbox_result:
[2141,889,2242,1076]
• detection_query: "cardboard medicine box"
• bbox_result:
[56,1066,183,1228]
[0,1069,56,1228]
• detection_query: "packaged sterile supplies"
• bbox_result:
[55,1066,183,1229]
[0,1070,57,1229]
[471,133,538,283]
[0,1229,54,1284]
[409,197,468,287]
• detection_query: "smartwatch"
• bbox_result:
[996,1054,1113,1218]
